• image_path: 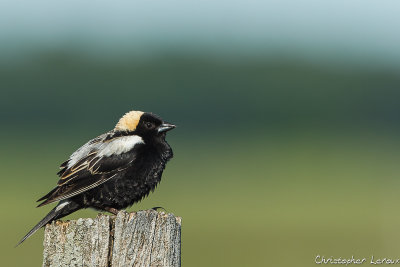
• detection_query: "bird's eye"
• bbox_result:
[145,122,154,129]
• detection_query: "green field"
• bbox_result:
[1,51,399,266]
[2,1,400,265]
[2,130,400,266]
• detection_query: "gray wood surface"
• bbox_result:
[42,210,181,267]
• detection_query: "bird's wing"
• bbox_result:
[56,133,106,178]
[37,133,145,207]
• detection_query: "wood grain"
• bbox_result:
[42,210,181,267]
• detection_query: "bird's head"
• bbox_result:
[114,110,175,141]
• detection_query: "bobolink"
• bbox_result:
[18,110,175,245]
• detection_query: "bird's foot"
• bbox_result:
[152,206,167,212]
[104,207,119,215]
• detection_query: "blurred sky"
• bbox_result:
[1,0,400,66]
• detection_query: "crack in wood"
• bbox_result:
[42,210,181,267]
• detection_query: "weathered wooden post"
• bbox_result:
[42,210,181,267]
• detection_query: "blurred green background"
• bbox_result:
[1,1,400,266]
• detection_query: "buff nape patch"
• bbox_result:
[114,111,144,131]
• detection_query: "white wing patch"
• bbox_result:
[67,134,144,168]
[67,134,106,168]
[98,135,144,157]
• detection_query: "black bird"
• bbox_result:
[18,111,175,245]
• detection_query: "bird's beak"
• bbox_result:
[158,123,176,133]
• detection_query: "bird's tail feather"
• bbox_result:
[16,201,77,246]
